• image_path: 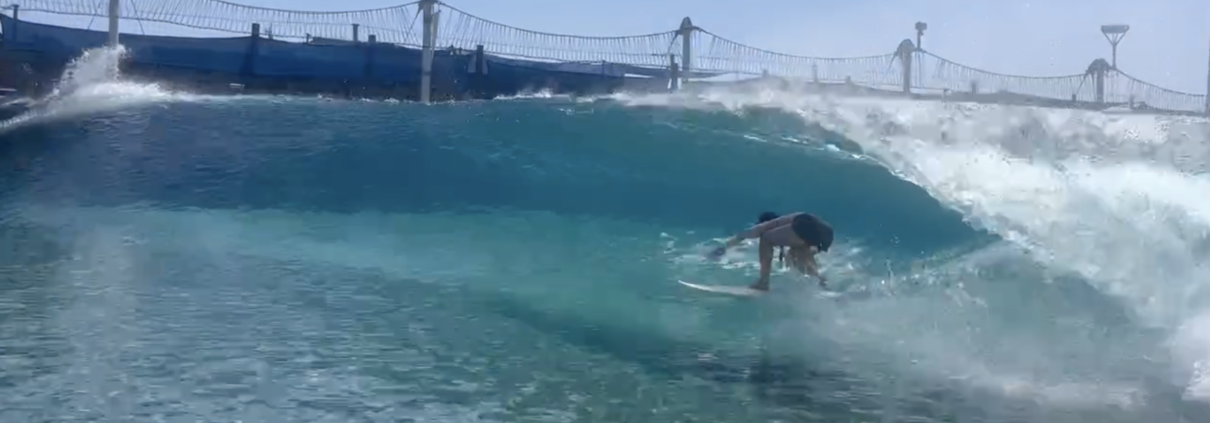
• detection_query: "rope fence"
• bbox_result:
[0,0,1204,113]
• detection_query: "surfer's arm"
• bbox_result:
[722,212,802,248]
[796,252,827,287]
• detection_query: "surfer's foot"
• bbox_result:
[749,281,770,291]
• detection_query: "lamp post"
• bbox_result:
[915,21,928,51]
[1100,24,1130,69]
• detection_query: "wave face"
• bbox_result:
[2,48,1210,423]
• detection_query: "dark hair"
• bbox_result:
[757,211,779,223]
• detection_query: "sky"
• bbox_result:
[14,0,1210,94]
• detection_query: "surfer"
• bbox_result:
[756,211,789,267]
[710,212,833,291]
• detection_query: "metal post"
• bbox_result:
[10,5,19,44]
[107,0,120,46]
[419,0,435,103]
[678,17,694,86]
[668,55,679,92]
[897,39,914,93]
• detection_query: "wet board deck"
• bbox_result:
[678,280,766,297]
[678,279,844,299]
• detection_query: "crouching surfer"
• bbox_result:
[709,212,833,291]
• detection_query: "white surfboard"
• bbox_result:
[816,290,842,299]
[678,280,766,297]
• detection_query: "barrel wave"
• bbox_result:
[2,48,1210,423]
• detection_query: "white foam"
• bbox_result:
[616,86,1210,405]
[0,45,219,134]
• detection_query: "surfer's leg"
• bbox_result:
[761,223,801,247]
[750,237,775,291]
[750,225,805,291]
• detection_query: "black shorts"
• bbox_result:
[791,213,834,252]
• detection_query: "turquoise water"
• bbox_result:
[3,48,1210,422]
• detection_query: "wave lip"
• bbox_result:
[621,87,1210,406]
